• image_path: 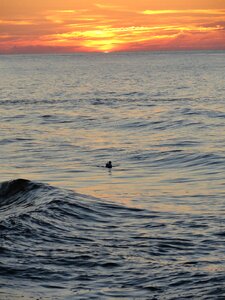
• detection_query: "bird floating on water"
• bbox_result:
[105,161,112,168]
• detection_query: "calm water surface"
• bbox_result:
[0,51,225,299]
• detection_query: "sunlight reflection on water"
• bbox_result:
[1,51,225,299]
[1,51,225,214]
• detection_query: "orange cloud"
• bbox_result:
[142,9,225,15]
[0,20,33,25]
[0,1,225,53]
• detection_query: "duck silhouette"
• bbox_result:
[105,161,112,168]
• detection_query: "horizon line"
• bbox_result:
[1,49,225,56]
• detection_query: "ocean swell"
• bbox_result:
[0,179,225,299]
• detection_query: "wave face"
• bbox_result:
[1,179,225,299]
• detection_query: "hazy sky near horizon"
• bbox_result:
[1,0,225,53]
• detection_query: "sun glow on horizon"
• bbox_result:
[0,1,225,54]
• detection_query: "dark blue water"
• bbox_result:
[1,178,225,299]
[0,51,225,299]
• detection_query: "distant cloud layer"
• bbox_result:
[1,1,225,53]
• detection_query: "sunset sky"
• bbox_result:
[1,0,225,53]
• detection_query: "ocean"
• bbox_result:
[0,51,225,299]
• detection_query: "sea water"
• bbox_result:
[0,51,225,299]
